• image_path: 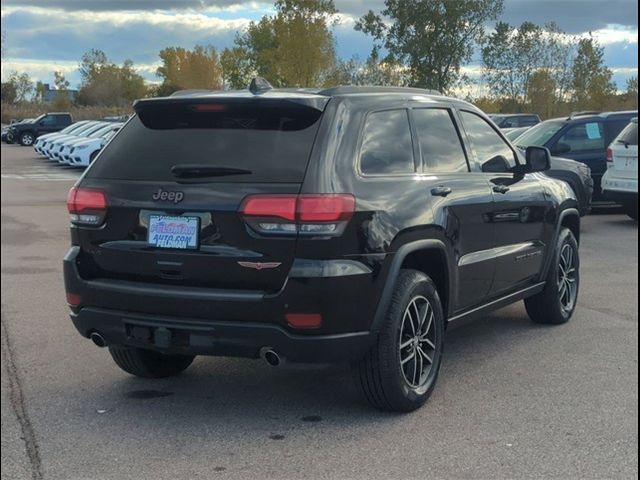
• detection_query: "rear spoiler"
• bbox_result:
[134,92,330,114]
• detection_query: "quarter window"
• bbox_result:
[460,111,517,172]
[360,109,414,175]
[413,109,468,173]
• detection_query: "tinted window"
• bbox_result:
[40,116,57,126]
[604,119,632,144]
[515,120,565,148]
[556,122,604,153]
[615,121,638,146]
[360,109,414,175]
[519,116,539,127]
[460,111,517,171]
[413,109,468,173]
[87,104,323,183]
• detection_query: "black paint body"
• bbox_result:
[64,88,580,362]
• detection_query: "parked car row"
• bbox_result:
[492,111,638,220]
[33,120,123,167]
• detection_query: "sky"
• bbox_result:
[1,0,638,92]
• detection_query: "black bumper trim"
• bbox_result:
[71,307,375,363]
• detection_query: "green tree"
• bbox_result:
[356,0,503,93]
[35,81,46,103]
[156,45,222,94]
[571,35,616,110]
[222,0,338,88]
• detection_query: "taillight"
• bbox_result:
[606,147,614,164]
[239,194,355,236]
[66,187,108,226]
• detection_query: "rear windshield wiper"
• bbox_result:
[616,139,630,148]
[171,165,253,178]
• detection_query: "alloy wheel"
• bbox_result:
[398,295,437,388]
[558,243,578,312]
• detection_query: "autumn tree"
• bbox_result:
[52,71,72,109]
[5,71,34,103]
[571,35,617,110]
[526,69,556,119]
[222,0,338,89]
[356,0,503,93]
[156,45,222,95]
[77,49,147,106]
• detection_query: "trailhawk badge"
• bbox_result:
[237,261,282,270]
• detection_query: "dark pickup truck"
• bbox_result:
[6,112,73,146]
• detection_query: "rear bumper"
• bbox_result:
[602,170,638,195]
[70,307,374,362]
[64,247,382,362]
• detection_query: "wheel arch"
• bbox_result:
[371,240,454,332]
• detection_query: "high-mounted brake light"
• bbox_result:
[191,104,228,113]
[66,187,108,226]
[239,194,355,237]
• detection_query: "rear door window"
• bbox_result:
[359,109,415,175]
[87,103,323,183]
[412,108,468,173]
[556,122,604,152]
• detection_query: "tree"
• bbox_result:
[1,81,17,104]
[222,0,338,88]
[77,49,147,106]
[356,0,504,93]
[571,35,616,110]
[156,45,223,94]
[35,81,46,103]
[482,21,548,107]
[527,69,556,118]
[6,71,34,103]
[52,71,72,109]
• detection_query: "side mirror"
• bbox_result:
[552,142,571,155]
[526,146,551,172]
[482,155,512,173]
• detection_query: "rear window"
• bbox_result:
[87,102,323,183]
[615,121,638,146]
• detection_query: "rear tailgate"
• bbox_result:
[74,94,328,293]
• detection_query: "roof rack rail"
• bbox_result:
[569,110,601,119]
[318,86,442,96]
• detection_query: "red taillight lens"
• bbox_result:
[239,194,355,237]
[239,195,297,221]
[285,313,322,329]
[66,187,108,226]
[606,147,614,163]
[297,195,355,222]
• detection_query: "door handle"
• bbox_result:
[493,185,510,194]
[431,186,453,197]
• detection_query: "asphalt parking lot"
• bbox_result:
[1,143,638,480]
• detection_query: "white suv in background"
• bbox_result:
[602,118,638,220]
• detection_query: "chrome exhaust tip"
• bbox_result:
[90,332,107,348]
[260,347,282,367]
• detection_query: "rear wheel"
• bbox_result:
[19,132,35,146]
[108,345,195,378]
[353,269,445,412]
[525,228,579,324]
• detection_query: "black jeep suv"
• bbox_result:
[64,83,581,412]
[8,112,73,146]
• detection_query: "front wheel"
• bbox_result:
[623,202,638,221]
[19,132,35,146]
[525,228,580,324]
[353,270,445,412]
[108,345,195,378]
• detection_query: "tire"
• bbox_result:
[108,345,195,378]
[623,202,638,221]
[525,228,580,325]
[89,150,99,164]
[19,131,35,146]
[353,269,445,412]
